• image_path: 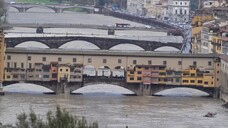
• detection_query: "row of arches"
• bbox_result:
[3,83,210,96]
[12,40,179,51]
[8,6,89,13]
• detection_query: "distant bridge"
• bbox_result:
[5,3,94,13]
[103,8,177,31]
[2,23,167,32]
[5,36,182,51]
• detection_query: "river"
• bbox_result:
[0,93,228,128]
[1,3,228,128]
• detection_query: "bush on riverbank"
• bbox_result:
[0,106,98,128]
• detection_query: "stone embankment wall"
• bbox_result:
[220,71,228,102]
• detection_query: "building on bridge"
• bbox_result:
[126,64,218,88]
[3,48,222,95]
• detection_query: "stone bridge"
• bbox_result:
[2,78,217,96]
[5,3,94,13]
[5,36,182,51]
[103,8,176,30]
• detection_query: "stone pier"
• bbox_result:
[0,82,5,96]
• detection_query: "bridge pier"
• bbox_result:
[0,82,5,96]
[18,8,27,13]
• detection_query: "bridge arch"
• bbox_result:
[26,6,56,13]
[3,83,54,94]
[59,40,100,50]
[154,46,179,52]
[15,41,50,48]
[8,6,20,12]
[152,86,213,97]
[72,84,136,95]
[109,43,145,51]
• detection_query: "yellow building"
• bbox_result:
[192,12,213,27]
[0,30,5,94]
[211,36,222,54]
[126,65,143,83]
[57,64,70,82]
[182,65,215,87]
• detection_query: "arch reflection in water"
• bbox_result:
[155,87,209,97]
[72,84,135,95]
[3,83,53,94]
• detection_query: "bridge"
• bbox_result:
[3,48,220,96]
[4,3,94,13]
[5,36,182,51]
[1,23,168,32]
[103,8,177,31]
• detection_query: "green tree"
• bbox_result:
[0,106,98,128]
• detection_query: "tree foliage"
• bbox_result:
[0,106,98,128]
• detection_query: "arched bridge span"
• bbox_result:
[6,3,94,13]
[5,36,182,51]
[3,80,216,96]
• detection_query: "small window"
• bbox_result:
[28,56,31,61]
[7,62,10,68]
[58,57,62,62]
[190,80,195,83]
[88,58,92,63]
[133,60,137,64]
[73,58,77,62]
[148,60,152,65]
[66,69,68,72]
[176,78,180,82]
[204,82,208,85]
[183,80,189,83]
[198,80,203,84]
[137,77,142,81]
[130,77,134,80]
[103,59,107,63]
[21,63,24,68]
[29,63,32,69]
[208,61,212,66]
[190,73,195,77]
[137,71,142,74]
[118,59,122,64]
[60,69,62,71]
[178,61,182,65]
[43,57,46,61]
[52,74,57,78]
[217,71,219,74]
[193,61,197,66]
[14,62,17,68]
[7,55,11,60]
[163,61,167,65]
[130,71,134,74]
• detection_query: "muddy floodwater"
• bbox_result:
[0,93,228,128]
